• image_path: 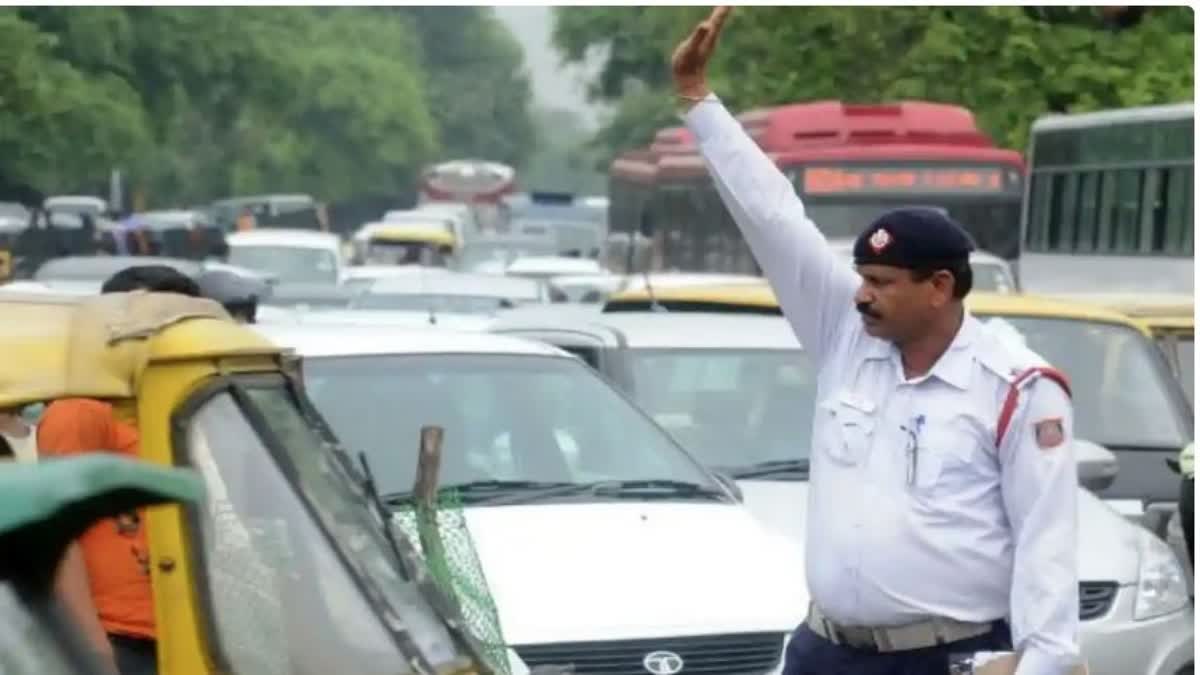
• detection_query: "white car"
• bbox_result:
[353,272,551,314]
[491,310,1195,675]
[225,229,343,285]
[258,322,809,675]
[505,256,603,280]
[340,264,452,292]
[825,238,1019,293]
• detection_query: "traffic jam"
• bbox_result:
[0,9,1194,675]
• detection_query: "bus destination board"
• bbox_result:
[802,166,1008,195]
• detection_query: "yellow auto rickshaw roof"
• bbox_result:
[369,225,457,246]
[0,291,281,409]
[605,281,1149,333]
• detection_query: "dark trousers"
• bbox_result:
[110,634,157,675]
[782,620,1013,675]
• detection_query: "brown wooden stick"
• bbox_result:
[413,426,451,590]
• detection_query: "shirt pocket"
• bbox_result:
[912,413,980,491]
[817,392,877,467]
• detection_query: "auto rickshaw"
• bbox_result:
[0,455,204,674]
[0,290,522,674]
[352,224,459,268]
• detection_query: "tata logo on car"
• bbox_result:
[642,650,684,675]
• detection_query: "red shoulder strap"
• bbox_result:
[995,366,1072,448]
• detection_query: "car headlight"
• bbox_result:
[1133,530,1190,621]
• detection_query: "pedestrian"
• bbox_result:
[40,264,204,675]
[671,8,1081,675]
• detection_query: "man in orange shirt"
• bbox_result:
[41,399,153,675]
[41,264,203,675]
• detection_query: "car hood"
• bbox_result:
[738,480,1141,585]
[458,502,808,645]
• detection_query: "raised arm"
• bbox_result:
[672,8,860,363]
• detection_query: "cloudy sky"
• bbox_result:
[492,5,608,131]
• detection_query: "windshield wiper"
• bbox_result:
[381,480,584,506]
[589,479,729,501]
[725,459,810,480]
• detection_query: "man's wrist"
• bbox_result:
[675,83,713,114]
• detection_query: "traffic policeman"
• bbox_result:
[672,8,1080,675]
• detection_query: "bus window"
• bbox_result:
[1056,173,1080,249]
[1165,166,1192,254]
[1138,168,1163,253]
[1075,172,1100,251]
[1095,170,1118,253]
[1112,169,1144,252]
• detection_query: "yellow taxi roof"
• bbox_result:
[369,225,456,246]
[1049,292,1194,322]
[604,282,1149,333]
[0,291,281,409]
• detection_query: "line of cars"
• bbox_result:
[2,222,1192,674]
[247,269,1193,675]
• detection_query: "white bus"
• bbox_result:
[1018,103,1193,293]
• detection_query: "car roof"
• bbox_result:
[225,229,340,249]
[256,321,568,358]
[273,309,494,331]
[34,255,203,281]
[366,272,542,298]
[506,256,602,274]
[493,310,803,350]
[604,283,1146,330]
[342,265,452,280]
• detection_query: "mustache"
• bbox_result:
[856,301,882,319]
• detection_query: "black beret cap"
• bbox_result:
[852,207,976,269]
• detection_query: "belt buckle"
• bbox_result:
[835,625,879,651]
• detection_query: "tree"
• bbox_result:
[553,6,1193,157]
[394,7,537,168]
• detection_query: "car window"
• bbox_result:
[228,246,338,284]
[980,316,1189,448]
[301,354,714,494]
[629,349,817,468]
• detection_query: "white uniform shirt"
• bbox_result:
[685,95,1080,675]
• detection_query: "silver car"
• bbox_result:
[491,310,1195,675]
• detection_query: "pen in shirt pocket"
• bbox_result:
[902,414,926,486]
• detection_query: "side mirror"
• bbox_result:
[712,471,744,502]
[1075,439,1118,493]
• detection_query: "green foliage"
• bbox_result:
[553,6,1194,158]
[0,7,535,208]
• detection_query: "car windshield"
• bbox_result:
[183,384,465,672]
[458,241,555,272]
[1173,336,1193,405]
[979,315,1190,448]
[970,261,1015,293]
[365,241,448,266]
[628,349,817,471]
[228,245,338,284]
[353,293,513,315]
[301,354,715,499]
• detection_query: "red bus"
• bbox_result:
[608,100,1026,274]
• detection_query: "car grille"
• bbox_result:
[513,632,785,674]
[1080,581,1119,620]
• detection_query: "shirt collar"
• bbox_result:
[863,310,978,390]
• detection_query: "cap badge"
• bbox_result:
[868,228,892,254]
